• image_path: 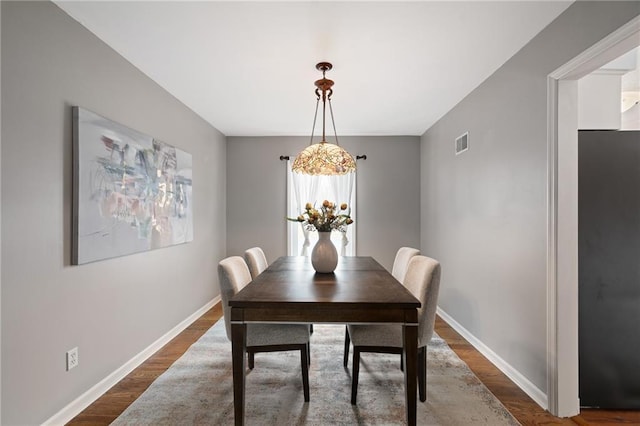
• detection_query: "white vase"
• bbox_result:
[311,232,338,273]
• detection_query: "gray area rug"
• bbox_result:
[113,321,520,425]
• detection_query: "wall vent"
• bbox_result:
[455,132,469,155]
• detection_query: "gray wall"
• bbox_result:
[421,0,640,395]
[227,136,420,271]
[1,2,226,424]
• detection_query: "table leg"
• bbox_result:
[403,324,418,426]
[231,321,247,426]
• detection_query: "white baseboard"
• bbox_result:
[437,307,548,410]
[43,297,220,426]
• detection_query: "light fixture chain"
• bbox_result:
[321,87,327,142]
[328,98,339,146]
[309,97,320,145]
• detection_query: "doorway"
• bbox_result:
[547,16,640,417]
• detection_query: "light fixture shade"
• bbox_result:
[292,141,356,175]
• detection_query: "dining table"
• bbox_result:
[228,255,421,425]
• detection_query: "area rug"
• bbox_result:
[113,321,520,425]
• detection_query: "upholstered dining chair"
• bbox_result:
[391,246,421,283]
[218,256,311,401]
[345,255,441,405]
[343,246,421,368]
[244,247,269,279]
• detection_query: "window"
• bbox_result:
[287,160,356,256]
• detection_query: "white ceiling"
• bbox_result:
[54,1,572,137]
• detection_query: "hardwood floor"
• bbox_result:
[68,303,638,425]
[67,304,223,425]
[433,317,640,426]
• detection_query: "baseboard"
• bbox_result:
[437,307,548,410]
[42,297,220,426]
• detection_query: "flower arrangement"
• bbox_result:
[288,200,354,233]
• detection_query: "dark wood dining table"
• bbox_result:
[229,256,421,425]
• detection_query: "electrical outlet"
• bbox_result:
[67,347,79,371]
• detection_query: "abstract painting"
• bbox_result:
[72,107,193,265]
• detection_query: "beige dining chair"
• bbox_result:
[218,256,311,401]
[345,255,441,405]
[244,247,269,279]
[343,246,421,367]
[391,246,421,283]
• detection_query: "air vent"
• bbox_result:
[455,132,469,155]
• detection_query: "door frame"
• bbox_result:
[546,15,640,417]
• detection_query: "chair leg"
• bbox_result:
[248,351,255,369]
[307,342,311,366]
[343,326,350,368]
[301,345,310,402]
[418,346,426,402]
[351,347,360,405]
[310,324,314,334]
[400,354,404,371]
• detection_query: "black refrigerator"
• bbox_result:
[578,129,640,409]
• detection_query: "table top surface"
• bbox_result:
[229,256,420,309]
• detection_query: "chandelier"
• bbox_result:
[291,62,356,175]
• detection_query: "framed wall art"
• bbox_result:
[72,107,193,265]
